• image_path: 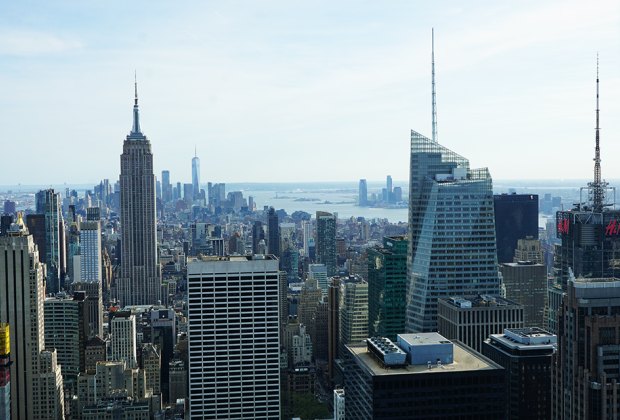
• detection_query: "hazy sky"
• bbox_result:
[1,1,619,186]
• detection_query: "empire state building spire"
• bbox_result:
[130,72,143,137]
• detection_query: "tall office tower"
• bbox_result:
[71,282,103,339]
[66,220,80,283]
[406,131,500,332]
[141,343,161,396]
[151,308,176,403]
[192,149,200,200]
[338,275,368,359]
[368,235,408,340]
[183,183,194,205]
[0,323,10,420]
[161,170,171,203]
[494,193,539,263]
[549,65,620,332]
[313,299,328,361]
[437,295,524,353]
[298,278,322,330]
[345,333,506,419]
[483,328,556,420]
[358,179,368,206]
[267,207,280,257]
[308,264,328,295]
[3,200,16,215]
[334,389,345,420]
[279,271,288,331]
[316,211,337,276]
[187,256,280,419]
[118,79,161,306]
[0,214,12,237]
[500,261,547,327]
[386,175,393,202]
[553,276,620,419]
[252,221,265,254]
[302,220,312,257]
[36,188,64,293]
[80,220,102,283]
[0,215,65,419]
[110,311,137,368]
[406,34,500,332]
[513,236,544,264]
[44,294,82,391]
[327,277,341,382]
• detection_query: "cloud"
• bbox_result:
[0,30,82,56]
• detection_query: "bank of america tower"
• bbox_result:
[117,80,161,306]
[406,31,500,332]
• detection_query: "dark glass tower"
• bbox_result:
[267,207,280,257]
[316,211,337,276]
[117,80,161,306]
[367,236,408,340]
[406,131,500,332]
[494,193,539,263]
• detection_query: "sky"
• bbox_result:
[1,1,619,186]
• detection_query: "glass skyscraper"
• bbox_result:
[406,130,500,332]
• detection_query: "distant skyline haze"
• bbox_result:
[1,0,618,185]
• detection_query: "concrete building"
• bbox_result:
[483,328,556,420]
[513,237,544,264]
[500,261,547,327]
[168,360,187,403]
[110,312,137,368]
[187,255,280,419]
[438,295,524,353]
[141,343,160,396]
[553,276,620,419]
[407,131,500,333]
[344,333,506,419]
[0,215,65,419]
[334,388,345,420]
[308,263,328,295]
[117,81,161,306]
[338,275,368,359]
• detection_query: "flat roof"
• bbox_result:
[398,333,452,347]
[489,328,556,351]
[347,341,499,376]
[440,294,521,308]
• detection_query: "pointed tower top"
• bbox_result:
[130,72,143,137]
[589,53,607,211]
[134,70,138,106]
[431,28,438,143]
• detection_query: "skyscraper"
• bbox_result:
[161,170,171,203]
[367,235,408,340]
[187,255,280,418]
[192,148,200,200]
[406,131,500,332]
[267,207,280,258]
[117,79,161,306]
[316,211,337,276]
[0,323,10,420]
[406,34,499,332]
[35,188,64,293]
[0,215,65,419]
[358,179,368,206]
[494,193,539,263]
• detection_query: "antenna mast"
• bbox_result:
[589,54,606,211]
[432,28,438,143]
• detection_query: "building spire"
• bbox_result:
[589,53,607,211]
[131,71,142,135]
[432,28,438,143]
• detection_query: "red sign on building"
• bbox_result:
[557,219,570,235]
[605,220,620,236]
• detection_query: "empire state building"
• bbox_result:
[117,80,161,306]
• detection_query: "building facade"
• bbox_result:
[316,211,337,276]
[368,235,408,340]
[493,193,539,264]
[437,295,524,353]
[483,328,556,420]
[344,333,506,419]
[500,261,547,327]
[406,131,500,332]
[187,256,280,419]
[117,83,161,306]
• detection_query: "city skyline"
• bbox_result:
[1,1,619,184]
